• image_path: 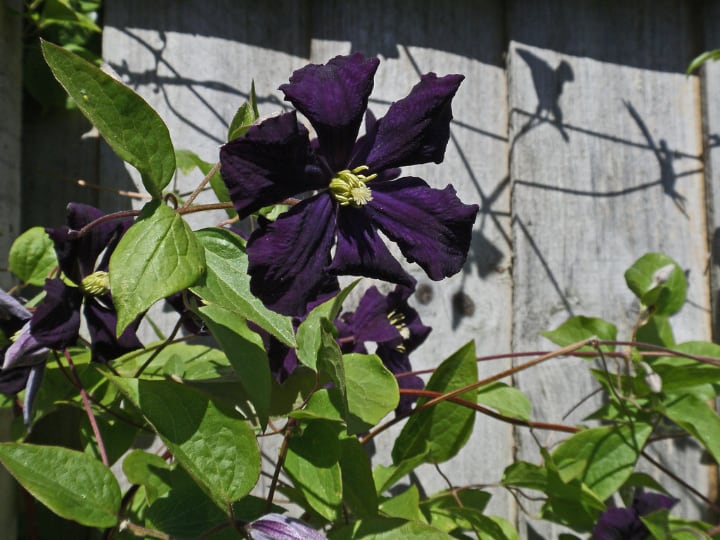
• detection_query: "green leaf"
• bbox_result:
[379,485,425,522]
[340,436,379,519]
[345,353,399,434]
[198,303,272,427]
[9,227,58,285]
[662,393,720,464]
[541,316,617,353]
[392,341,477,464]
[110,201,206,334]
[328,517,452,539]
[624,253,686,316]
[296,280,360,369]
[107,376,260,507]
[0,443,121,527]
[640,509,672,539]
[191,227,294,346]
[477,382,531,421]
[687,48,720,74]
[501,461,548,491]
[227,81,259,141]
[122,449,172,505]
[317,318,348,417]
[113,342,232,380]
[551,423,652,500]
[284,420,343,521]
[373,452,431,495]
[636,315,675,347]
[41,40,175,198]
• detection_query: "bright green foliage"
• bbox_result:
[340,435,379,519]
[227,81,259,141]
[191,227,294,346]
[113,342,232,380]
[344,353,399,433]
[477,381,531,421]
[392,341,478,464]
[0,443,121,528]
[328,517,453,539]
[123,449,172,505]
[624,253,686,316]
[9,227,58,286]
[296,280,359,369]
[198,303,272,427]
[687,48,720,74]
[379,485,425,522]
[285,420,344,521]
[541,315,617,353]
[661,393,720,465]
[41,40,176,198]
[107,375,260,508]
[110,201,206,334]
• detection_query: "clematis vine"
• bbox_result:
[593,490,678,539]
[23,204,143,364]
[221,52,479,316]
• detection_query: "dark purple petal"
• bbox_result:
[593,507,641,540]
[367,177,478,280]
[84,299,143,363]
[281,53,379,170]
[367,73,463,171]
[29,279,82,350]
[633,491,678,516]
[247,194,337,316]
[3,322,48,370]
[328,207,415,287]
[48,203,126,283]
[0,289,31,322]
[246,513,326,540]
[342,286,404,345]
[377,345,424,416]
[0,364,31,395]
[221,112,326,219]
[23,363,46,427]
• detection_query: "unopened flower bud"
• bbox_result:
[640,362,662,393]
[652,264,674,285]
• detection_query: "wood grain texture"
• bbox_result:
[0,2,21,537]
[508,1,709,536]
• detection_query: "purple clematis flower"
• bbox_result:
[221,52,479,316]
[0,289,48,425]
[336,285,430,415]
[26,204,143,363]
[593,490,678,539]
[246,513,326,540]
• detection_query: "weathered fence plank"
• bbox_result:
[508,1,709,536]
[307,0,514,519]
[0,1,21,537]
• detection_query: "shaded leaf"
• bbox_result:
[9,227,58,285]
[41,40,175,198]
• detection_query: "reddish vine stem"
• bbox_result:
[62,349,109,467]
[184,161,221,208]
[134,317,184,378]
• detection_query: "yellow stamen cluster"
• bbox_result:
[387,309,411,351]
[328,165,377,207]
[80,271,111,296]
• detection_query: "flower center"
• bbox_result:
[328,165,377,207]
[387,309,410,351]
[80,271,111,296]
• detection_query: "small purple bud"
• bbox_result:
[4,322,49,370]
[246,513,326,540]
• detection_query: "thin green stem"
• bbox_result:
[184,161,221,208]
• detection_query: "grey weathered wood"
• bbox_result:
[309,0,514,520]
[509,1,709,536]
[0,1,21,537]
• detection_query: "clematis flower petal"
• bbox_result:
[367,177,478,280]
[281,53,379,170]
[247,194,337,316]
[84,299,143,363]
[328,207,415,287]
[29,279,82,350]
[367,73,464,171]
[246,513,326,540]
[3,322,48,370]
[221,112,327,219]
[0,364,31,395]
[633,491,678,516]
[48,203,125,284]
[0,289,31,322]
[23,363,46,427]
[593,507,641,540]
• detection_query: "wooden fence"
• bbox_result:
[3,0,720,536]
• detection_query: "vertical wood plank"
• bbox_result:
[310,0,514,520]
[0,1,21,537]
[509,0,708,536]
